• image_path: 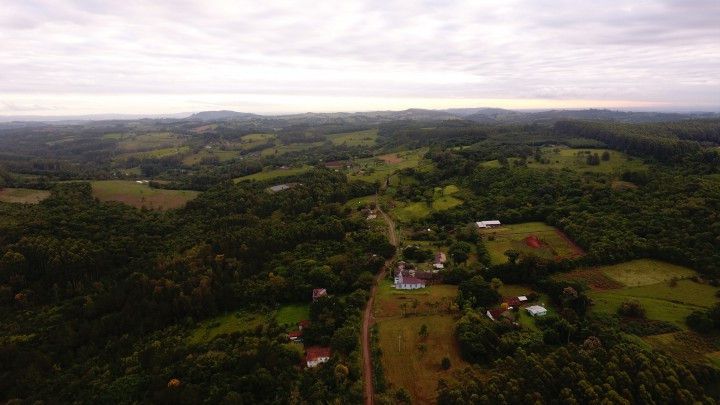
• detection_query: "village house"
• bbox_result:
[503,295,528,307]
[525,305,548,317]
[305,346,332,368]
[268,183,294,193]
[312,288,327,301]
[288,331,302,342]
[394,270,425,290]
[476,220,502,229]
[433,252,446,270]
[486,307,512,321]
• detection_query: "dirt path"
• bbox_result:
[362,195,398,405]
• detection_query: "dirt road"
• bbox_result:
[361,197,398,405]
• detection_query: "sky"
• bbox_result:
[1,0,719,115]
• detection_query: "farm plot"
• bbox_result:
[0,188,51,204]
[91,180,199,210]
[374,280,465,403]
[431,184,463,211]
[326,129,378,146]
[187,311,265,345]
[233,165,312,182]
[599,259,695,287]
[348,148,430,183]
[181,149,241,165]
[116,132,185,152]
[480,147,647,174]
[480,222,584,265]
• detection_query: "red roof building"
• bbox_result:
[288,331,302,341]
[312,288,327,301]
[306,346,332,368]
[298,320,311,331]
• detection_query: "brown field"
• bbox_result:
[0,188,51,204]
[374,281,465,403]
[91,181,199,210]
[378,153,404,164]
[553,268,624,290]
[644,331,720,366]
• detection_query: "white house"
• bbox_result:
[394,271,425,290]
[476,220,502,228]
[525,305,548,317]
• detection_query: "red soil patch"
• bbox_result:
[525,235,542,248]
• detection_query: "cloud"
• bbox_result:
[0,0,718,114]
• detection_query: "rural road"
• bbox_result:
[362,196,398,405]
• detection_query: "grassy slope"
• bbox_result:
[275,304,310,326]
[481,222,581,264]
[599,259,696,286]
[234,165,312,182]
[481,147,647,174]
[326,129,378,146]
[0,188,51,204]
[187,312,265,345]
[91,180,199,210]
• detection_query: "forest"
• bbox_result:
[1,112,720,403]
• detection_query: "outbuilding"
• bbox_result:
[525,305,548,317]
[476,220,502,228]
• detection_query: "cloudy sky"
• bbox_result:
[1,0,718,115]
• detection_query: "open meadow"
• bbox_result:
[480,222,584,264]
[233,165,312,182]
[374,280,465,403]
[326,129,378,146]
[0,188,51,204]
[91,180,199,210]
[348,148,430,183]
[481,147,647,174]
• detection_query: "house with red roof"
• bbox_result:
[312,288,327,302]
[394,270,425,290]
[288,331,302,342]
[305,346,332,368]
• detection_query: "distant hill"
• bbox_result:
[187,110,261,121]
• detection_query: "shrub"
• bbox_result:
[618,300,646,319]
[686,310,714,333]
[441,357,452,370]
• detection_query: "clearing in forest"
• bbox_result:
[348,148,430,183]
[234,165,312,182]
[0,188,51,204]
[91,180,199,210]
[187,312,265,345]
[374,280,465,403]
[326,129,378,146]
[480,222,584,265]
[480,147,647,174]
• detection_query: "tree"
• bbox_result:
[441,357,452,370]
[504,249,520,264]
[601,150,611,161]
[449,241,473,264]
[458,275,501,308]
[490,277,503,291]
[618,300,645,318]
[686,310,714,333]
[419,324,428,339]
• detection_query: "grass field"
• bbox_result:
[644,331,720,367]
[0,188,51,204]
[481,147,647,174]
[599,259,696,287]
[326,129,378,146]
[376,315,467,404]
[115,146,190,161]
[187,312,265,345]
[344,195,376,210]
[260,142,323,157]
[374,280,465,403]
[91,180,199,210]
[182,149,241,165]
[431,185,463,211]
[480,222,584,264]
[234,165,312,182]
[348,148,430,183]
[589,279,718,328]
[117,132,184,152]
[275,304,310,326]
[392,201,432,223]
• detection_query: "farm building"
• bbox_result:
[268,183,293,193]
[476,220,502,229]
[486,308,512,321]
[394,271,425,290]
[433,252,447,269]
[305,346,332,368]
[288,331,302,342]
[525,305,548,317]
[312,288,328,301]
[504,295,528,307]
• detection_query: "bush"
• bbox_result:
[617,300,645,319]
[441,357,452,370]
[686,310,714,333]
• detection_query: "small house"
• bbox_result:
[306,346,332,368]
[394,271,425,290]
[312,288,328,301]
[486,308,511,321]
[288,331,302,342]
[525,305,547,317]
[476,220,502,229]
[504,295,528,307]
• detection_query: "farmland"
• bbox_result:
[91,180,199,210]
[481,147,647,174]
[234,165,312,182]
[326,129,378,146]
[275,304,310,326]
[187,311,265,345]
[348,148,430,183]
[480,222,584,264]
[181,148,241,165]
[588,279,718,328]
[599,259,695,286]
[0,188,51,204]
[374,281,465,403]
